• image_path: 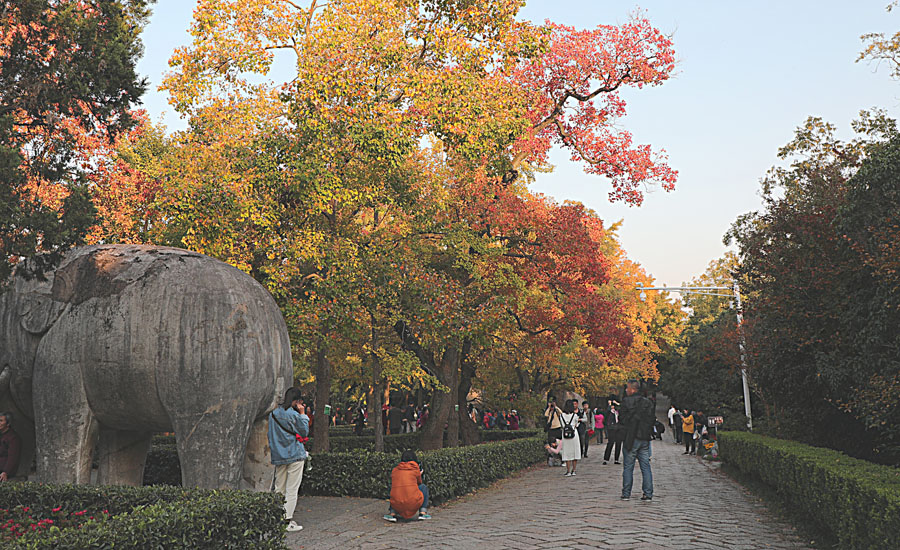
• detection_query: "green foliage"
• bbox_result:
[657,254,748,429]
[725,114,900,463]
[142,430,541,487]
[301,436,545,503]
[0,483,286,550]
[143,445,182,487]
[0,0,153,282]
[719,431,900,550]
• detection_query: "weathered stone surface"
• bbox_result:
[0,244,292,489]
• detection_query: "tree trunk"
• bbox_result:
[312,339,331,452]
[418,348,459,451]
[457,340,481,446]
[445,356,460,448]
[371,318,385,452]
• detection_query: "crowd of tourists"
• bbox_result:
[666,404,716,457]
[543,380,658,501]
[471,407,521,431]
[268,382,718,531]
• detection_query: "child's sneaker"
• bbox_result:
[286,521,303,532]
[418,513,432,520]
[383,514,397,522]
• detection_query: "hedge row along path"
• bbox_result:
[285,400,812,550]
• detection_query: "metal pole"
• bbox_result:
[733,281,753,430]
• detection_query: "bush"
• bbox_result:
[144,444,181,486]
[0,483,286,550]
[301,435,544,504]
[719,431,900,550]
[141,429,543,488]
[480,429,540,442]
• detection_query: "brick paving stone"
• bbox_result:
[286,397,812,550]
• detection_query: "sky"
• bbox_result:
[135,1,900,287]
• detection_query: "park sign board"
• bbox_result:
[708,416,724,427]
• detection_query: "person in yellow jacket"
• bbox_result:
[682,410,696,455]
[384,450,431,522]
[544,399,563,442]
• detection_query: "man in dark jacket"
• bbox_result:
[619,380,655,501]
[388,403,404,435]
[673,407,683,444]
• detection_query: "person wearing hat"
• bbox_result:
[508,410,520,430]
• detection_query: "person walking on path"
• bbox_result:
[619,380,655,501]
[667,404,676,433]
[559,399,581,476]
[603,401,623,465]
[268,387,310,532]
[682,409,696,455]
[580,401,594,458]
[384,450,431,522]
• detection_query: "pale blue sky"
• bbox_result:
[136,1,900,286]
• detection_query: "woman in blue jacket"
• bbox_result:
[268,387,310,532]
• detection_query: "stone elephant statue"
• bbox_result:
[0,244,292,490]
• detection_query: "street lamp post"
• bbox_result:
[637,282,753,430]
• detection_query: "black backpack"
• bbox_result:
[562,414,576,439]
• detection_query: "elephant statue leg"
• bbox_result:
[172,399,256,489]
[241,414,275,491]
[96,428,152,486]
[32,355,99,484]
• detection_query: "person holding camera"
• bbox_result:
[268,387,310,533]
[544,398,562,442]
[384,450,431,522]
[603,400,624,465]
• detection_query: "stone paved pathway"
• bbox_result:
[286,400,812,550]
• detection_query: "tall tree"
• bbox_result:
[0,0,153,281]
[726,112,900,462]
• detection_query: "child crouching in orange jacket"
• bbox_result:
[384,450,431,521]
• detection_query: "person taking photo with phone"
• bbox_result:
[268,387,310,532]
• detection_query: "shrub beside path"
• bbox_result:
[286,404,812,550]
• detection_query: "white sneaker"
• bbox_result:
[286,521,303,532]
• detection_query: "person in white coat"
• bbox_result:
[559,399,581,476]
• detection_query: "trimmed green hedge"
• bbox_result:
[142,429,542,487]
[0,483,286,549]
[719,431,900,550]
[481,429,539,442]
[301,435,545,503]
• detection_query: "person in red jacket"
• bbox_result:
[384,450,431,522]
[0,412,21,482]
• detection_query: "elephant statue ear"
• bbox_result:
[19,295,64,335]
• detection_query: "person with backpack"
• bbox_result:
[559,399,581,476]
[267,387,310,532]
[619,379,655,501]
